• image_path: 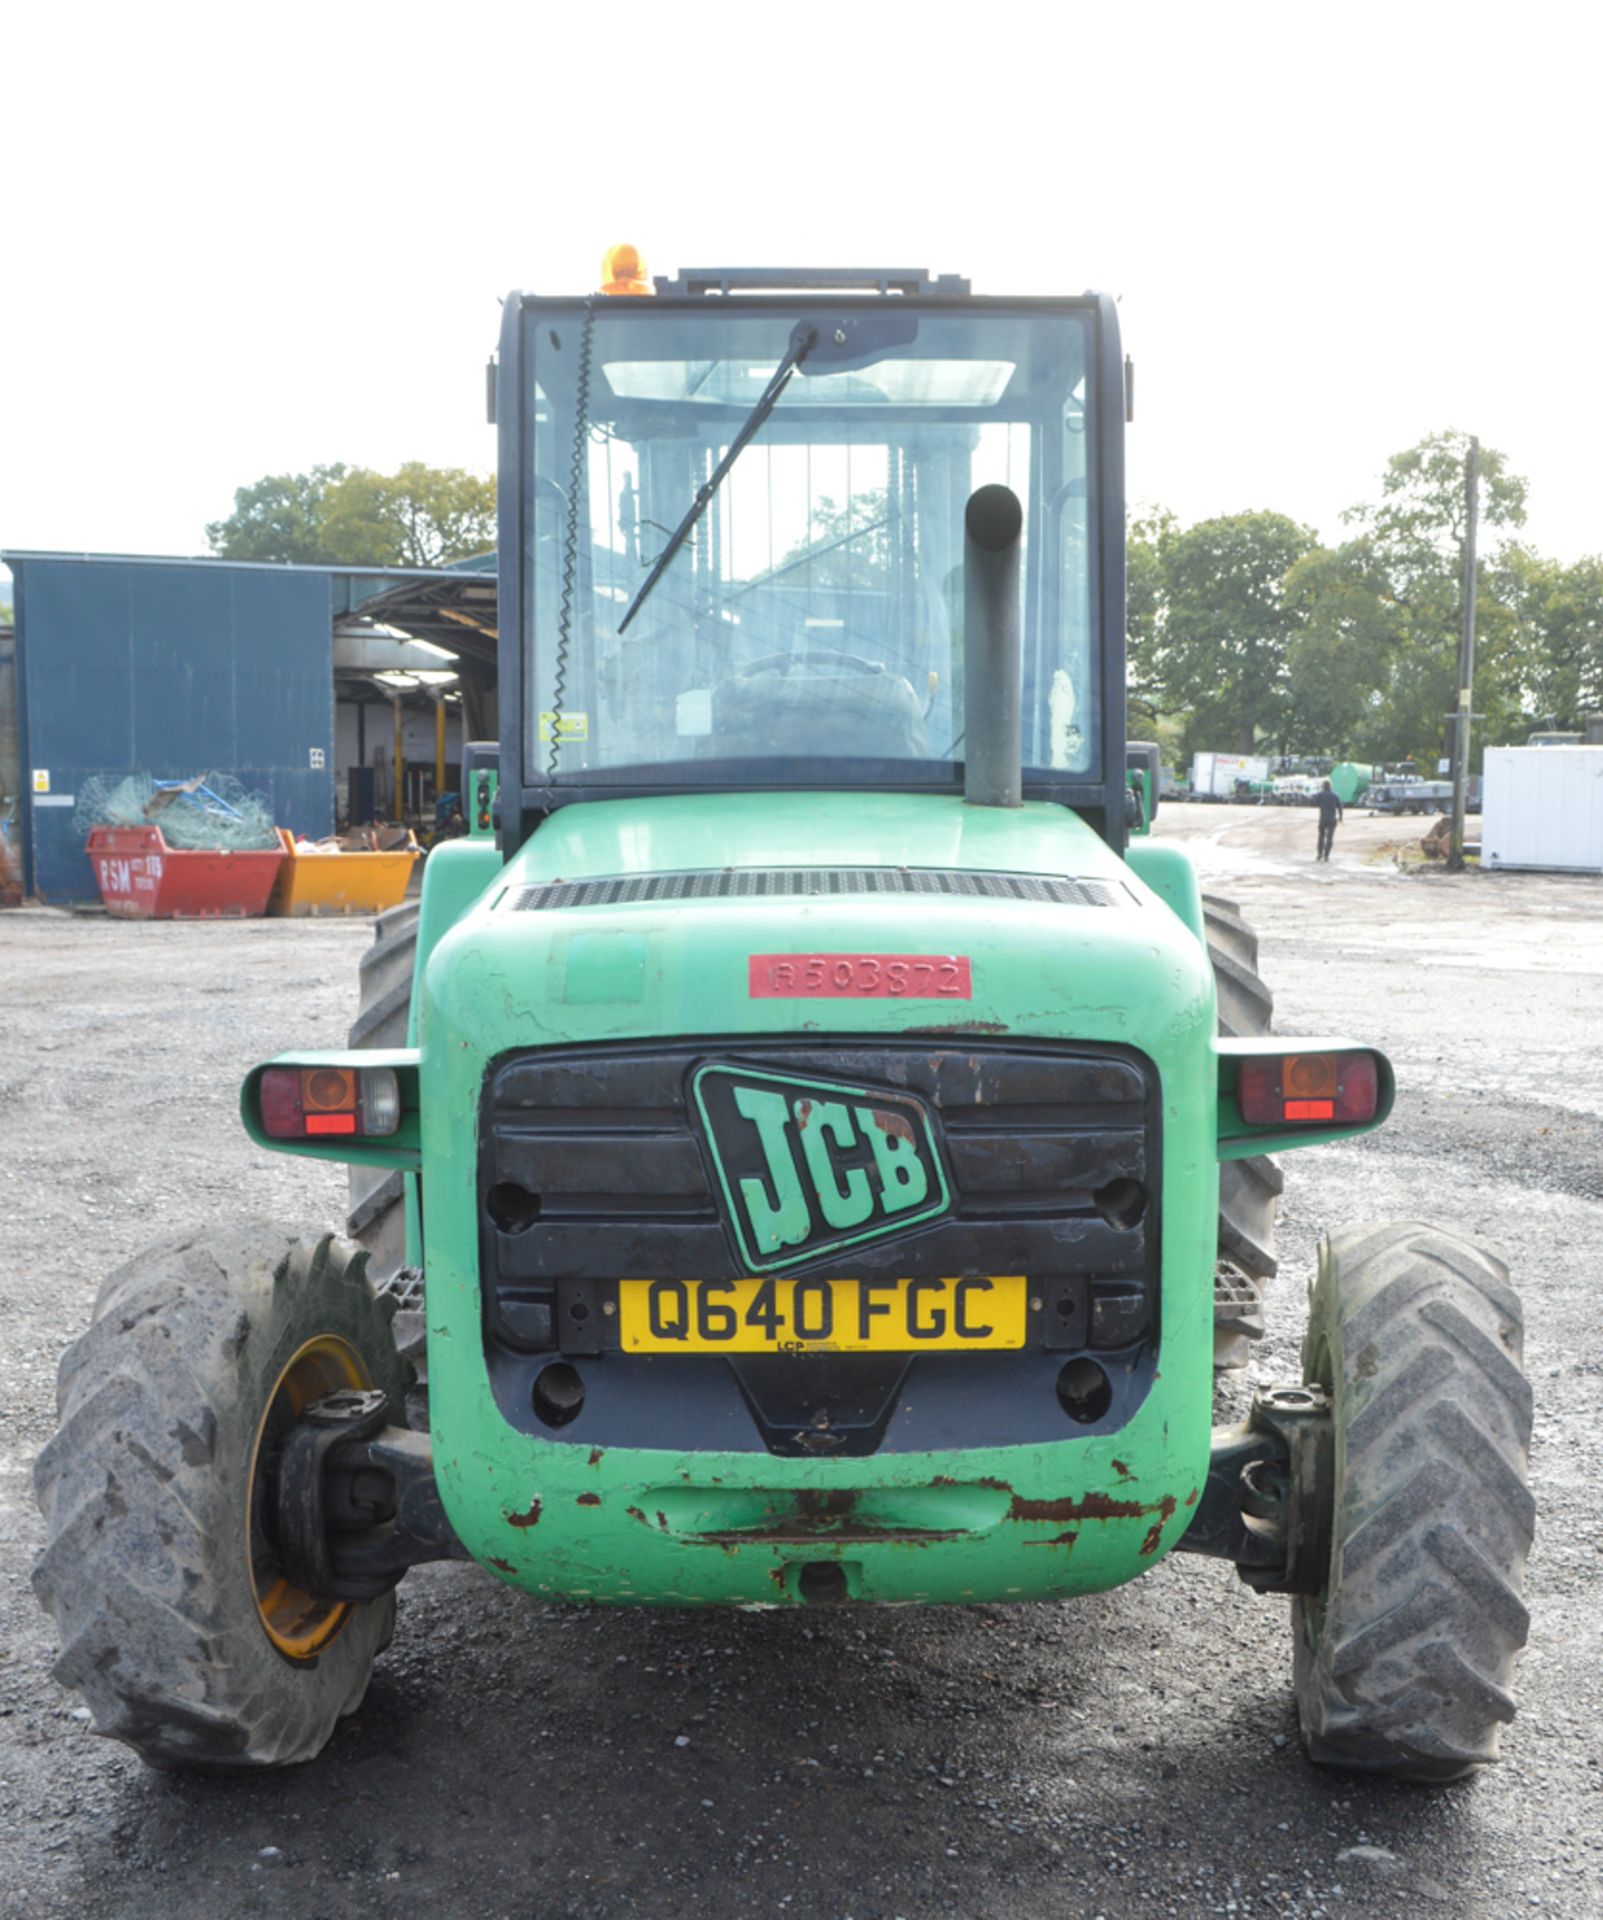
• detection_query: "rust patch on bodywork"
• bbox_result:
[905,1021,1009,1036]
[588,1447,604,1467]
[1139,1521,1166,1556]
[801,1490,857,1520]
[1022,1529,1079,1549]
[576,1491,601,1507]
[697,1521,961,1546]
[1110,1459,1134,1480]
[1010,1491,1139,1523]
[487,1555,516,1573]
[673,1487,968,1548]
[506,1497,542,1529]
[1009,1491,1177,1529]
[625,1505,650,1526]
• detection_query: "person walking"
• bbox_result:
[1314,779,1343,862]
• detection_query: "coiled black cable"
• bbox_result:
[551,294,596,784]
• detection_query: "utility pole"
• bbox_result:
[1447,438,1480,872]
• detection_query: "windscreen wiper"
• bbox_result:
[617,320,818,636]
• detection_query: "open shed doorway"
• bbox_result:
[332,561,497,838]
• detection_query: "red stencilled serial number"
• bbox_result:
[748,954,973,999]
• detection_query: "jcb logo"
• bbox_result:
[691,1064,951,1273]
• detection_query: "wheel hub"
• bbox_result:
[247,1335,369,1659]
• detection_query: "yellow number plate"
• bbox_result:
[618,1276,1027,1354]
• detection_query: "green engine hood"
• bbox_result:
[422,790,1210,1056]
[504,790,1132,888]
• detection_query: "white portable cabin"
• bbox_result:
[1481,746,1603,874]
[1189,752,1269,799]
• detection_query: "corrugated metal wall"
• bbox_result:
[11,558,335,902]
[0,627,20,903]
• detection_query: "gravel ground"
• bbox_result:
[1,805,1600,1920]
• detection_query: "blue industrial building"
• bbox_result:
[1,551,492,904]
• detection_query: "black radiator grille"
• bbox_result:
[482,1040,1155,1288]
[478,1039,1161,1455]
[506,868,1133,912]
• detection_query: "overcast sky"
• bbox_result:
[3,1,1596,597]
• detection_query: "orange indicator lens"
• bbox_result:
[302,1068,357,1113]
[1283,1054,1339,1099]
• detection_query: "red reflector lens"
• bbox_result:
[1237,1059,1286,1125]
[1332,1051,1379,1123]
[306,1112,358,1136]
[259,1068,305,1138]
[1238,1052,1380,1127]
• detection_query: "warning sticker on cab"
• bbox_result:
[749,954,972,999]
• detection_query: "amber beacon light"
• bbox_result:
[600,244,652,295]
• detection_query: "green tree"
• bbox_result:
[1501,546,1603,734]
[320,463,496,569]
[1349,431,1527,594]
[775,491,891,592]
[1281,434,1533,767]
[207,462,495,568]
[1150,511,1320,755]
[1338,431,1528,764]
[205,464,348,563]
[1125,505,1176,730]
[1281,541,1394,755]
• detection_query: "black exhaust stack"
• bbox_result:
[963,484,1023,808]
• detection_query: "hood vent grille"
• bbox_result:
[507,867,1132,912]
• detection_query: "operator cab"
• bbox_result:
[495,261,1129,849]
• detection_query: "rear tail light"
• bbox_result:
[259,1067,402,1140]
[1237,1051,1379,1127]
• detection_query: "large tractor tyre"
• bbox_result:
[1294,1222,1534,1781]
[347,900,419,1284]
[1203,893,1284,1365]
[1202,891,1273,1038]
[33,1225,408,1771]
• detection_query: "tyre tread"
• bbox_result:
[347,912,419,1273]
[1294,1221,1533,1781]
[1203,896,1281,1344]
[33,1227,404,1770]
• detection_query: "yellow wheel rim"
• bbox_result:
[248,1335,369,1659]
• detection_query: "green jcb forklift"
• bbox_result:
[35,256,1532,1781]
